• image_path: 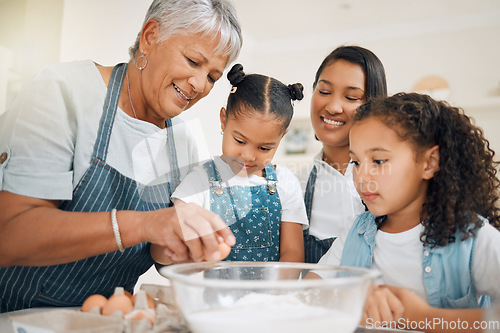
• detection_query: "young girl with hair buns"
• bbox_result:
[318,92,500,332]
[152,64,308,263]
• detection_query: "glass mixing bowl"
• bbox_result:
[160,261,380,333]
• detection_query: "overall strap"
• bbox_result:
[202,159,222,182]
[263,164,278,195]
[92,63,127,161]
[203,159,223,196]
[263,163,278,181]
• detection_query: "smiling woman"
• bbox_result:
[0,0,242,314]
[125,31,229,125]
[302,46,387,264]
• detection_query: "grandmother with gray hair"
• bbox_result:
[0,0,242,312]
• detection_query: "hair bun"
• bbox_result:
[288,83,304,101]
[227,63,245,86]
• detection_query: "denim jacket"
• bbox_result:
[341,211,485,309]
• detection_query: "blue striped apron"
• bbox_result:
[303,165,336,263]
[203,160,281,261]
[0,63,180,313]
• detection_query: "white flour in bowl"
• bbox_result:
[185,293,359,333]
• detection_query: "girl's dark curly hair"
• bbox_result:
[354,92,500,247]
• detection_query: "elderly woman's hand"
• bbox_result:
[146,201,235,264]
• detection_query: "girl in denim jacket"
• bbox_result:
[318,92,500,332]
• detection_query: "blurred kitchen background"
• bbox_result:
[1,0,500,163]
[1,0,500,287]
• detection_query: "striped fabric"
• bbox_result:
[303,165,336,263]
[0,63,180,312]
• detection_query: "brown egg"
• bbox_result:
[123,290,133,299]
[203,241,232,261]
[132,293,155,309]
[81,294,108,313]
[112,286,132,299]
[127,309,155,324]
[102,294,134,316]
[218,242,232,260]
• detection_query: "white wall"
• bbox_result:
[59,0,150,65]
[0,0,500,166]
[58,0,500,160]
[0,0,64,115]
[3,0,500,162]
[1,0,497,158]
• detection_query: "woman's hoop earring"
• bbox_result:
[135,53,148,70]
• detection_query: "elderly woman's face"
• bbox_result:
[141,32,229,120]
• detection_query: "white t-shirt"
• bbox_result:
[318,222,500,303]
[303,151,365,239]
[0,60,199,199]
[172,156,309,226]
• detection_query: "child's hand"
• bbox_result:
[382,286,485,333]
[362,284,433,330]
[384,285,432,327]
[361,284,405,328]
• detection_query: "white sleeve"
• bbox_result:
[317,224,350,267]
[171,117,200,172]
[171,164,211,209]
[0,65,77,199]
[310,225,349,279]
[295,163,314,196]
[276,165,308,226]
[472,223,500,303]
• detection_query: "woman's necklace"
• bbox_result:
[126,70,138,119]
[322,153,348,174]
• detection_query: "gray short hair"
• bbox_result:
[129,0,242,66]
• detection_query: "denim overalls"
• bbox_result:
[203,160,281,261]
[341,211,487,309]
[0,63,181,312]
[303,165,336,263]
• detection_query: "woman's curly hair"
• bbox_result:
[354,92,500,247]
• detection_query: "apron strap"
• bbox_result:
[304,165,317,229]
[92,63,127,161]
[164,118,181,182]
